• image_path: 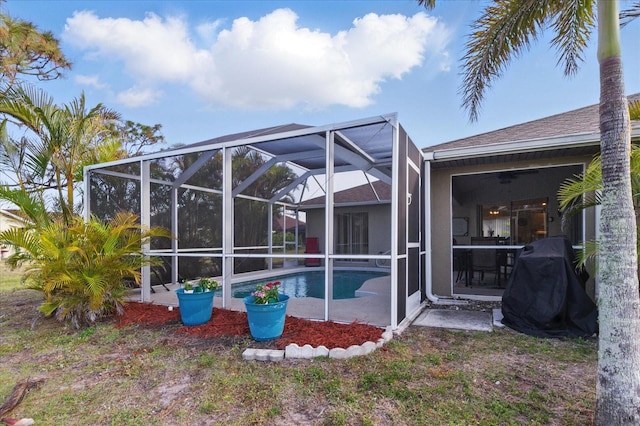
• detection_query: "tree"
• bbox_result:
[419,1,640,423]
[0,83,120,224]
[0,11,71,83]
[107,120,166,157]
[558,100,640,267]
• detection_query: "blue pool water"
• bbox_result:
[230,270,389,300]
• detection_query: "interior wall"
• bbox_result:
[452,166,580,242]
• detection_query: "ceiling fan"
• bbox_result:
[496,169,539,184]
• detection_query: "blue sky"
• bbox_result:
[4,0,640,151]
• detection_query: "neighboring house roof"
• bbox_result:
[0,209,29,224]
[300,180,391,209]
[424,93,640,169]
[272,215,306,233]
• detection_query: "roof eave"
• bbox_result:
[425,127,640,162]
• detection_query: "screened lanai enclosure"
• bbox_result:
[84,114,425,330]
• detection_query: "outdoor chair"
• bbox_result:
[470,237,499,286]
[304,237,321,266]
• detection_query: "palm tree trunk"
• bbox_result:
[595,1,640,423]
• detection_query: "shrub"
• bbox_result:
[2,212,171,328]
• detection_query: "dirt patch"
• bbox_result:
[116,301,385,350]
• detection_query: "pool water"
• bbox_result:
[230,270,389,300]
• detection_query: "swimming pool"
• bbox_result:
[229,270,389,300]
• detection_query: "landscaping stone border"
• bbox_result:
[242,327,394,361]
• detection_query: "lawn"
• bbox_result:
[0,273,597,425]
[0,260,24,292]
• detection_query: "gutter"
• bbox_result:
[426,132,601,161]
[425,126,640,162]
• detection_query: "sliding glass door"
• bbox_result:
[335,212,369,259]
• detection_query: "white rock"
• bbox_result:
[255,349,269,361]
[314,345,330,358]
[362,341,377,355]
[329,347,348,359]
[242,349,256,361]
[269,350,285,361]
[345,345,364,358]
[299,344,315,359]
[285,343,301,358]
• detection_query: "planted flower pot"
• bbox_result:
[243,294,289,341]
[175,288,214,326]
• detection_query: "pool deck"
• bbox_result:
[127,268,392,328]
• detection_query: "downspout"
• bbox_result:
[423,153,438,302]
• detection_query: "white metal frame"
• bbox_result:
[83,114,428,330]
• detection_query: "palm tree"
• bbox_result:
[558,100,640,267]
[0,211,171,328]
[0,83,120,224]
[419,1,640,422]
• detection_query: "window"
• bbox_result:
[481,198,548,244]
[335,212,369,257]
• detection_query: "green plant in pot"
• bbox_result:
[182,280,194,293]
[175,277,218,325]
[243,281,289,341]
[198,277,219,292]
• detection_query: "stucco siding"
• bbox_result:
[304,204,391,266]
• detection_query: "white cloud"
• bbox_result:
[75,74,107,89]
[64,11,200,82]
[116,86,163,107]
[196,19,224,45]
[63,8,451,110]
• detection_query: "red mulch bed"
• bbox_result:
[116,302,384,350]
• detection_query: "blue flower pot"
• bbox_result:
[176,288,214,326]
[243,294,289,341]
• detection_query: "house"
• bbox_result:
[83,95,640,330]
[300,180,391,268]
[272,214,306,239]
[423,92,640,302]
[0,209,28,259]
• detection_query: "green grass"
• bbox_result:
[0,260,25,292]
[0,288,597,425]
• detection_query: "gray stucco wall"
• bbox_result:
[304,204,391,266]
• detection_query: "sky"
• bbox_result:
[4,0,640,152]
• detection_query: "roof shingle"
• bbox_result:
[425,93,640,152]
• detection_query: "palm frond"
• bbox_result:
[0,185,50,226]
[461,0,595,122]
[630,100,640,121]
[416,0,436,9]
[620,1,640,28]
[461,0,554,121]
[549,0,595,75]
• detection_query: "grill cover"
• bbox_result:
[501,236,597,338]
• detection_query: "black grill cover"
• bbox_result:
[501,236,598,338]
